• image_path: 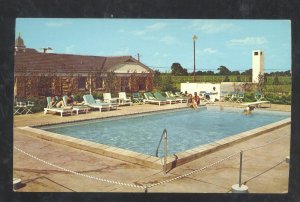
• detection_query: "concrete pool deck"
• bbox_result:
[13,102,291,193]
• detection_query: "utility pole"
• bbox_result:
[137,53,141,62]
[193,35,198,82]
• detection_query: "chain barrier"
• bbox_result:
[14,146,147,191]
[145,152,240,189]
[243,133,288,152]
[14,132,289,192]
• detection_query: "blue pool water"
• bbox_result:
[40,107,290,157]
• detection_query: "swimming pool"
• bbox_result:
[39,106,290,158]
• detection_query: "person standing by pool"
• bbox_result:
[211,86,218,102]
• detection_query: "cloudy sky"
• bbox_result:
[16,18,291,73]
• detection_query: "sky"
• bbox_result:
[16,18,291,73]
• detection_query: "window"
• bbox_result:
[254,52,258,55]
[121,77,129,92]
[78,76,86,90]
[96,77,104,89]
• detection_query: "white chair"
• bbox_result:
[25,101,35,114]
[118,92,133,106]
[103,93,119,103]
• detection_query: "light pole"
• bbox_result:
[193,35,198,82]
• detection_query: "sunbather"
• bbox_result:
[187,94,198,109]
[66,92,84,107]
[50,95,64,108]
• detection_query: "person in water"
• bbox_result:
[243,105,254,115]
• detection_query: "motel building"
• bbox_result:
[181,50,265,98]
[14,34,154,99]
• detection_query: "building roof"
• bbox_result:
[14,48,153,74]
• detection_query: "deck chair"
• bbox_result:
[103,93,119,103]
[254,92,265,102]
[228,92,238,102]
[83,94,116,112]
[143,92,167,106]
[44,97,74,117]
[220,91,229,102]
[118,92,133,106]
[153,92,177,104]
[165,91,185,103]
[235,93,244,103]
[25,101,35,114]
[62,96,90,115]
[132,92,144,104]
[14,101,27,115]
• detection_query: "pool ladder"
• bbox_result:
[155,128,168,174]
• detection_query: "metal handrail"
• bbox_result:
[155,129,168,174]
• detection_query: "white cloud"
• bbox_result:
[131,22,167,36]
[191,21,236,33]
[46,20,72,27]
[65,45,75,54]
[160,35,177,45]
[132,30,147,36]
[203,48,217,54]
[228,37,267,46]
[146,22,167,31]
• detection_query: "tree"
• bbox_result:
[153,70,162,89]
[161,74,176,92]
[236,75,241,82]
[231,70,240,75]
[171,63,188,76]
[223,75,230,82]
[257,73,267,93]
[273,75,280,85]
[217,66,231,75]
[241,69,252,75]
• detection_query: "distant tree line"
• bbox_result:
[169,63,291,76]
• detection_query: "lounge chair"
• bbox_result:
[228,92,238,102]
[220,91,228,102]
[153,92,177,104]
[83,94,116,112]
[235,92,244,103]
[14,101,27,115]
[62,96,90,115]
[143,92,167,106]
[165,91,185,103]
[44,97,74,117]
[254,92,265,101]
[132,92,144,104]
[118,92,133,106]
[103,93,119,104]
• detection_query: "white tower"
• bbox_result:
[252,50,264,83]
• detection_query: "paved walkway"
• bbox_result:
[13,102,291,192]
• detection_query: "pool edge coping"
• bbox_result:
[18,117,291,171]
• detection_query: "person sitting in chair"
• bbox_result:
[50,95,64,108]
[66,92,84,107]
